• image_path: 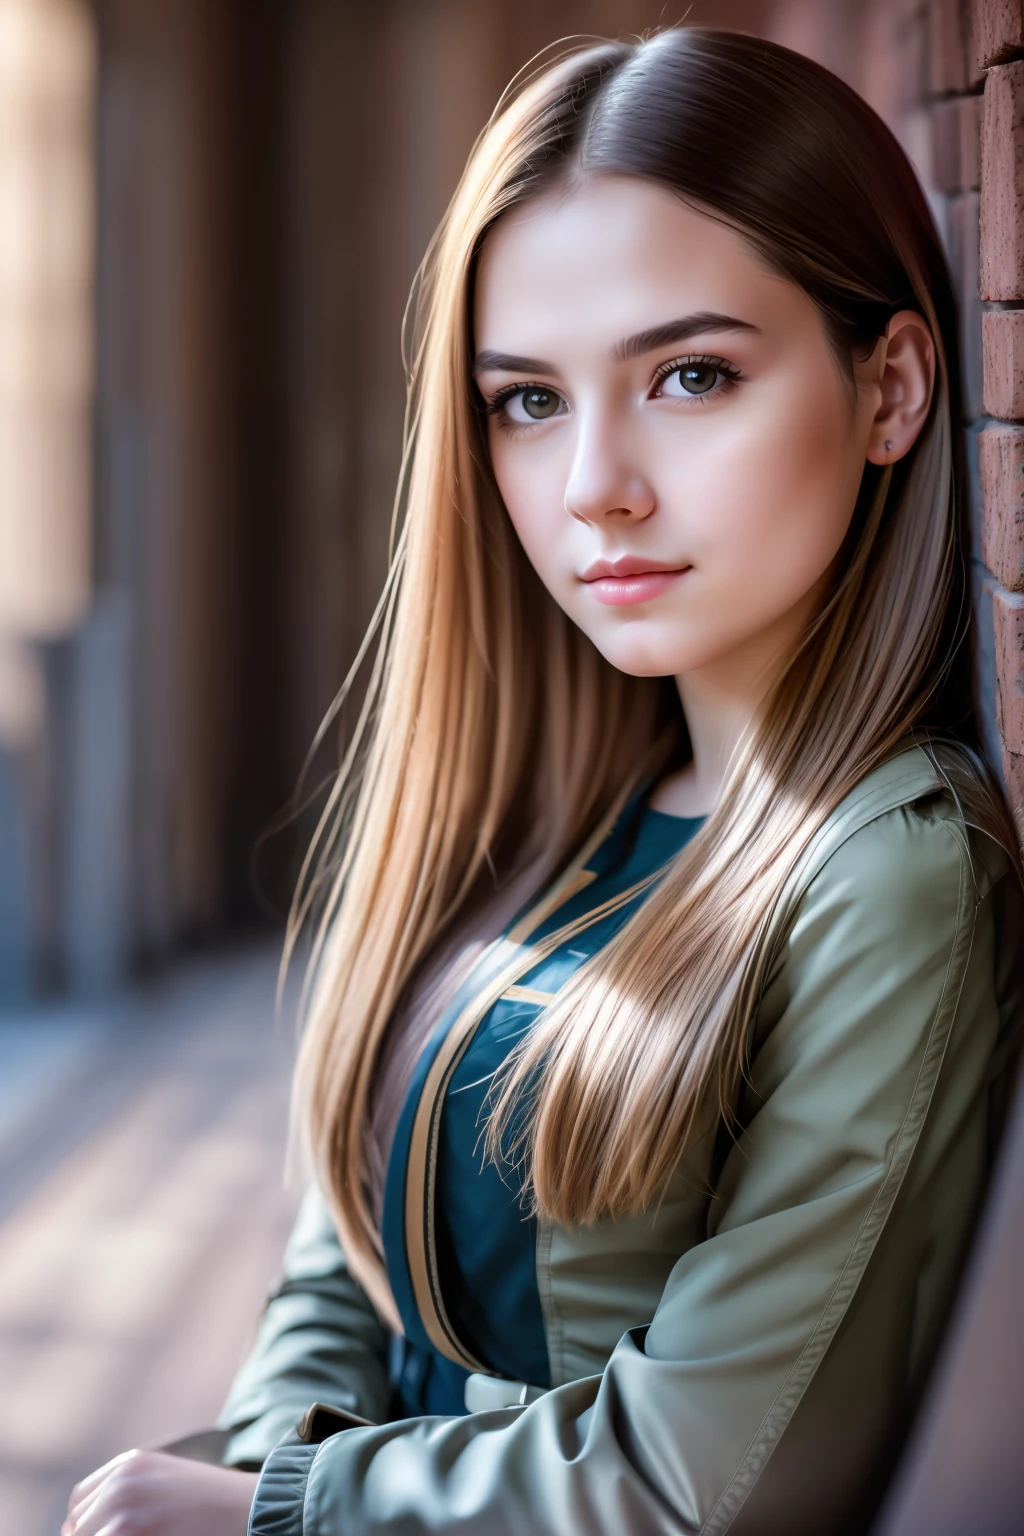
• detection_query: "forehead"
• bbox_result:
[474,175,793,350]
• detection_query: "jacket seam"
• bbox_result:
[535,1215,565,1387]
[700,830,976,1535]
[300,1441,328,1536]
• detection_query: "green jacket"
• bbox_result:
[218,745,1022,1534]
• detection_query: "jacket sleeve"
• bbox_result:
[217,1184,393,1468]
[247,803,1010,1534]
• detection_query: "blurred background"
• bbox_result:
[0,1,1013,1533]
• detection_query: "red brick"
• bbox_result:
[979,425,1024,587]
[1003,745,1024,848]
[980,62,1024,298]
[930,0,972,93]
[973,0,1024,70]
[983,309,1024,415]
[992,582,1024,748]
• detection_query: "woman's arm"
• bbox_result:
[247,801,1014,1535]
[216,1183,393,1468]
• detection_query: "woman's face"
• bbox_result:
[474,176,886,681]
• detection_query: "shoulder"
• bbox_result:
[746,746,1015,1158]
[803,793,972,941]
[755,745,1014,1062]
[785,742,1009,946]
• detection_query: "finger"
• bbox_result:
[61,1486,110,1536]
[64,1482,110,1532]
[67,1450,136,1511]
[66,1507,123,1536]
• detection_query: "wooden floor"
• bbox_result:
[0,946,300,1536]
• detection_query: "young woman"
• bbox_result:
[64,27,1023,1536]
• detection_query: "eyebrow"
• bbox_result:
[614,311,759,362]
[472,311,759,377]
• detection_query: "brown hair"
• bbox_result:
[289,28,1010,1323]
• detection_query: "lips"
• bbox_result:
[580,555,691,607]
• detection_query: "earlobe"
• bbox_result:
[865,310,935,466]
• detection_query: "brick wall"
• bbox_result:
[975,1,1024,844]
[937,0,1024,843]
[896,1,1024,844]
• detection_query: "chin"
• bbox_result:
[592,622,743,680]
[591,632,689,679]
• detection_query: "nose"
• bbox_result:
[563,411,656,525]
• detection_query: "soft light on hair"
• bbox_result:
[289,29,1013,1323]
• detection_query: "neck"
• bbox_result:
[649,665,761,820]
[650,594,820,819]
[675,670,757,811]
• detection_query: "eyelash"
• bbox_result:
[483,353,743,433]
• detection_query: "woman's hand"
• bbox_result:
[62,1450,259,1536]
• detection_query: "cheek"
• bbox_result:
[489,435,572,576]
[690,369,862,601]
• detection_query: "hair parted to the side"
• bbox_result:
[289,27,1015,1324]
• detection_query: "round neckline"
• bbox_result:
[641,802,705,827]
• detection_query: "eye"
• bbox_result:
[492,385,567,425]
[506,386,564,422]
[653,355,740,402]
[660,361,719,397]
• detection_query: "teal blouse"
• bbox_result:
[382,797,702,1418]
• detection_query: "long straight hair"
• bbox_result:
[290,28,1012,1323]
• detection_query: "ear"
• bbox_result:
[864,310,935,466]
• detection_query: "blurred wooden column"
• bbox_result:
[93,0,235,961]
[0,0,95,998]
[0,0,94,644]
[275,0,505,787]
